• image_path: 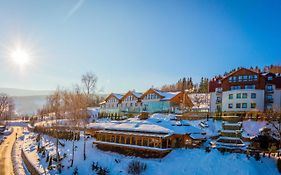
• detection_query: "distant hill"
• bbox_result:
[13,95,47,115]
[0,88,52,115]
[0,88,53,96]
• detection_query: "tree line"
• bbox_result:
[160,77,209,93]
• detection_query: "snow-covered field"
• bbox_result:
[20,115,279,175]
[21,130,279,175]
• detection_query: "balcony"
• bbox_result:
[266,88,274,93]
[266,98,274,103]
[216,100,222,104]
[215,89,222,94]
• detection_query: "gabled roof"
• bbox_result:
[141,88,163,99]
[221,67,263,80]
[132,92,143,98]
[155,90,181,101]
[140,88,182,101]
[121,90,143,101]
[104,93,123,102]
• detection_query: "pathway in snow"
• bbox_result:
[12,127,29,175]
[0,126,21,175]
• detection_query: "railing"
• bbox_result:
[216,100,222,104]
[266,89,274,93]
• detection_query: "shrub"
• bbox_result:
[205,147,211,153]
[73,167,78,175]
[219,148,225,155]
[127,160,147,175]
[277,158,281,173]
[254,152,261,161]
[92,161,99,172]
[97,167,110,175]
[92,162,109,175]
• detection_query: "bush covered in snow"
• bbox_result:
[254,153,261,161]
[205,147,211,153]
[92,161,110,175]
[127,160,147,175]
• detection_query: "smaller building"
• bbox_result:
[100,93,123,116]
[99,88,193,116]
[87,114,205,158]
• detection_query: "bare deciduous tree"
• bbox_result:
[81,72,97,96]
[80,72,98,160]
[0,93,14,120]
[46,88,64,172]
[266,109,281,147]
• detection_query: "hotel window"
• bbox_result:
[242,103,247,108]
[253,75,258,81]
[251,103,256,109]
[243,75,248,82]
[242,93,247,99]
[248,75,253,81]
[236,103,241,108]
[229,94,233,99]
[231,86,241,90]
[245,85,256,89]
[267,85,273,91]
[236,93,241,99]
[251,93,256,99]
[267,95,273,100]
[228,103,233,109]
[233,76,237,82]
[268,76,273,81]
[238,76,243,82]
[229,77,233,82]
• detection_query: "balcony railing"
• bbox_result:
[266,98,274,103]
[266,89,274,93]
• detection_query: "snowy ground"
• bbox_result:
[20,130,279,175]
[21,116,279,175]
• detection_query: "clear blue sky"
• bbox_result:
[0,0,280,93]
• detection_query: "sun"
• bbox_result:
[10,48,30,66]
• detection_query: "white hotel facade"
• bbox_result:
[209,68,281,116]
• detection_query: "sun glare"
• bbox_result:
[10,48,30,66]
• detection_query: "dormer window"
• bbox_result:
[233,76,237,82]
[238,76,242,82]
[248,75,253,81]
[268,76,273,81]
[253,75,258,81]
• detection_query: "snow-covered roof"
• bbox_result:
[113,93,123,100]
[88,114,205,136]
[189,133,206,140]
[132,92,143,98]
[158,91,181,101]
[88,120,172,134]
